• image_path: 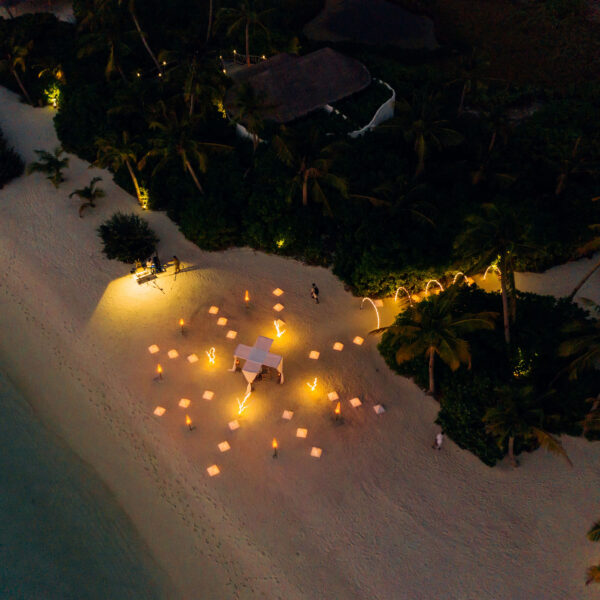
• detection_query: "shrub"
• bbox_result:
[97,212,159,263]
[0,128,24,188]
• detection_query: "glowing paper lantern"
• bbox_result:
[272,288,284,296]
[218,441,230,452]
[178,398,191,408]
[217,317,228,326]
[327,391,339,401]
[202,390,214,401]
[153,406,166,416]
[350,397,362,408]
[207,465,220,477]
[310,447,322,458]
[228,420,240,431]
[226,330,238,339]
[333,342,344,351]
[282,410,293,420]
[167,349,179,359]
[273,303,284,312]
[208,306,219,315]
[296,428,308,438]
[308,351,320,360]
[373,404,386,415]
[353,336,364,346]
[206,348,216,364]
[187,354,199,363]
[148,344,159,354]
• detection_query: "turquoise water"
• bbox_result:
[0,370,174,600]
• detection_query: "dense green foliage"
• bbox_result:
[378,285,600,465]
[97,212,159,263]
[0,127,24,188]
[1,4,597,295]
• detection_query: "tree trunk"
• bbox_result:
[117,65,128,84]
[245,21,250,66]
[508,436,518,468]
[488,129,497,155]
[185,159,204,194]
[4,5,14,18]
[11,67,33,106]
[428,347,435,395]
[125,159,143,204]
[302,173,308,206]
[499,263,511,345]
[189,93,195,117]
[206,0,213,43]
[555,173,567,196]
[569,258,600,300]
[130,10,161,72]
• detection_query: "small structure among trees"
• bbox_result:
[224,47,371,125]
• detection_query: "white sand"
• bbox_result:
[1,85,600,599]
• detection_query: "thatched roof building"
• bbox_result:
[224,48,371,124]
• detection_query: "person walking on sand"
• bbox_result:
[432,431,444,450]
[172,255,181,274]
[311,283,320,304]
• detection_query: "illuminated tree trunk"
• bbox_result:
[569,258,600,300]
[129,10,161,73]
[428,347,435,394]
[11,66,33,105]
[124,158,142,204]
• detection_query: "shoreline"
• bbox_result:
[1,85,600,599]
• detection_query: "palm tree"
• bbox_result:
[181,55,226,118]
[552,136,599,197]
[218,0,273,66]
[454,201,528,345]
[94,132,143,205]
[0,36,34,105]
[229,82,273,152]
[78,27,132,83]
[139,102,231,194]
[273,126,348,215]
[26,146,69,188]
[448,49,493,116]
[559,299,600,379]
[119,0,162,73]
[371,285,497,395]
[483,384,572,468]
[393,91,463,178]
[69,177,105,217]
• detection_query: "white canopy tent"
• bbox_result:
[230,336,284,388]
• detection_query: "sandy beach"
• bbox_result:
[1,83,600,599]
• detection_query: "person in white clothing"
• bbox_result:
[432,431,444,450]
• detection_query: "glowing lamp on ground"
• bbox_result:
[272,288,284,296]
[273,303,284,312]
[350,397,362,408]
[167,349,179,359]
[203,390,214,401]
[282,410,293,420]
[217,317,228,326]
[334,401,341,420]
[185,414,194,431]
[353,336,364,346]
[333,342,344,351]
[208,305,219,315]
[296,428,308,438]
[156,364,163,380]
[244,290,250,304]
[179,318,185,334]
[179,398,191,408]
[310,447,322,458]
[206,347,216,365]
[272,438,278,458]
[148,344,159,354]
[187,354,199,363]
[308,351,320,360]
[218,441,230,452]
[274,319,286,338]
[153,406,166,416]
[207,465,220,477]
[327,391,339,401]
[226,330,238,339]
[306,377,318,391]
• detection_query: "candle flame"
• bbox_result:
[361,297,380,329]
[306,377,317,391]
[205,347,216,364]
[274,319,286,338]
[244,290,250,302]
[334,401,341,415]
[272,438,278,449]
[185,414,192,426]
[179,318,184,327]
[157,364,163,374]
[237,390,252,415]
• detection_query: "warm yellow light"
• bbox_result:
[244,290,250,302]
[206,347,216,364]
[272,438,278,449]
[237,390,252,415]
[361,297,380,329]
[425,279,444,295]
[233,49,237,54]
[306,377,317,391]
[334,401,341,415]
[274,319,286,337]
[394,286,412,305]
[162,60,166,65]
[483,265,501,280]
[185,414,192,426]
[156,364,163,374]
[179,318,184,327]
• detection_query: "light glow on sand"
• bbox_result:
[361,297,380,329]
[206,347,216,364]
[483,265,501,280]
[306,377,318,391]
[237,390,252,415]
[425,280,444,295]
[274,319,286,337]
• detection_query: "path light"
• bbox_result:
[179,318,185,334]
[334,401,341,420]
[237,390,252,415]
[206,347,216,365]
[483,265,501,280]
[425,280,444,295]
[272,438,278,458]
[394,286,412,305]
[156,364,163,380]
[361,297,380,329]
[244,290,250,306]
[186,415,195,431]
[306,377,317,391]
[274,319,286,338]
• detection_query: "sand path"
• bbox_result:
[1,86,599,599]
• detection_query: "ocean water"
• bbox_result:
[0,369,174,600]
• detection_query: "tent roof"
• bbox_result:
[224,47,371,124]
